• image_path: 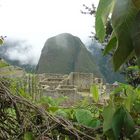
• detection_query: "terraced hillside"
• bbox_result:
[0,59,25,78]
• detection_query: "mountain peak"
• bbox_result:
[36,33,102,77]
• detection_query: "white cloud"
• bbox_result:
[0,0,99,65]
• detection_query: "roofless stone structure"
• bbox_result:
[37,72,117,106]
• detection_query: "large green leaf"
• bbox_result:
[113,31,134,71]
[111,106,135,140]
[111,0,138,71]
[96,0,140,70]
[112,0,137,28]
[95,0,114,42]
[75,109,93,125]
[123,110,135,137]
[75,109,100,128]
[111,107,125,140]
[124,94,132,112]
[103,34,117,55]
[131,11,140,64]
[123,86,136,112]
[134,101,140,113]
[103,102,115,132]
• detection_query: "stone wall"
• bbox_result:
[38,72,104,93]
[37,72,119,106]
[68,72,94,92]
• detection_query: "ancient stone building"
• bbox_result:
[37,72,107,106]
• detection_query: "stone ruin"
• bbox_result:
[37,72,118,106]
[0,67,118,106]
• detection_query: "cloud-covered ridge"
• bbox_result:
[0,39,40,65]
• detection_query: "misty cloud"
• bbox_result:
[0,39,41,65]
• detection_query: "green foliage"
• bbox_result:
[75,109,100,128]
[0,60,9,68]
[132,129,140,140]
[111,107,124,140]
[103,102,115,132]
[42,82,140,139]
[38,96,67,109]
[7,74,41,102]
[1,63,140,139]
[23,132,34,140]
[103,35,117,55]
[112,107,135,140]
[96,0,140,70]
[90,84,99,103]
[2,75,140,139]
[102,83,140,139]
[95,0,114,42]
[123,109,135,137]
[0,38,4,45]
[55,109,69,118]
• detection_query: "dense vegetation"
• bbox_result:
[1,69,140,140]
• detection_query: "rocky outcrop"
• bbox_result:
[36,33,102,77]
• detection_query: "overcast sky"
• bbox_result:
[0,0,99,65]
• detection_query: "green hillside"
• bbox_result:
[0,59,25,78]
[0,59,9,68]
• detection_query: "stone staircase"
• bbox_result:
[39,74,68,90]
[39,73,83,106]
[56,85,77,96]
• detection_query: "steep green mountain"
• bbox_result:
[36,33,102,77]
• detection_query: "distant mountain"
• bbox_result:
[36,33,103,77]
[87,41,124,83]
[0,34,124,83]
